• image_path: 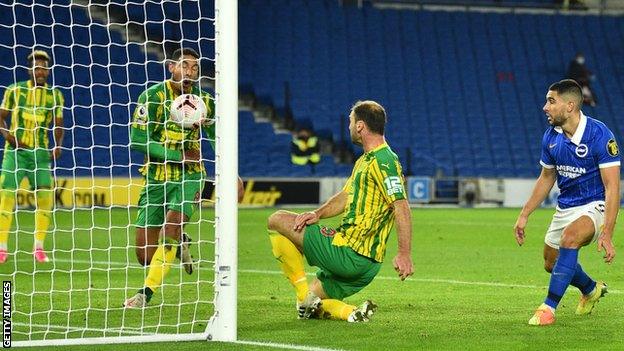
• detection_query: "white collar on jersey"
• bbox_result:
[554,111,587,146]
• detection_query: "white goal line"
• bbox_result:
[13,322,346,351]
[13,258,621,294]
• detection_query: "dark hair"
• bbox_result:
[170,48,200,61]
[351,100,386,135]
[27,50,51,67]
[549,79,583,106]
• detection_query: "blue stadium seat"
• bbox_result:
[237,0,624,177]
[2,1,622,178]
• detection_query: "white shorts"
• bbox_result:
[544,200,605,249]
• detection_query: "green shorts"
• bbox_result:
[0,148,52,190]
[303,224,381,300]
[134,172,204,227]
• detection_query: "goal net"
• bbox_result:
[0,0,237,346]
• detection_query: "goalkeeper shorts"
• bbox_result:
[135,172,204,227]
[303,224,381,300]
[0,148,52,190]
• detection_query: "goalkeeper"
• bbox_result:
[124,48,242,308]
[0,50,64,264]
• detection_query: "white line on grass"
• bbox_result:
[232,340,346,351]
[239,269,623,294]
[12,322,145,335]
[13,258,623,294]
[15,322,345,351]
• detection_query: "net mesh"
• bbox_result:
[0,0,218,343]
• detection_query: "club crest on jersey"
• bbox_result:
[320,226,336,237]
[135,104,147,124]
[575,144,588,158]
[607,139,619,157]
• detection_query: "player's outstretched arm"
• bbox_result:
[514,167,556,246]
[392,199,413,281]
[598,165,620,264]
[293,190,347,231]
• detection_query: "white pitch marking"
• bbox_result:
[11,259,622,294]
[14,323,345,351]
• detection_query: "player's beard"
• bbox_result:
[181,79,195,93]
[170,79,194,94]
[171,72,196,93]
[350,130,362,146]
[548,113,566,127]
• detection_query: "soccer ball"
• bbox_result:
[169,94,210,128]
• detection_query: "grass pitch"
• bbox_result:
[2,207,623,350]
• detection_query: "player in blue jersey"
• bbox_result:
[514,79,620,326]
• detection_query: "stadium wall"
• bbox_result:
[17,176,624,208]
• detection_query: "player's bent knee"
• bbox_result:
[267,210,287,231]
[544,262,554,273]
[560,233,583,249]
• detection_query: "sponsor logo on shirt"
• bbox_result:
[556,165,586,179]
[383,176,404,196]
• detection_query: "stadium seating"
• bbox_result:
[1,0,622,178]
[239,0,624,177]
[373,0,557,6]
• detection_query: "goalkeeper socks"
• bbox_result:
[544,247,578,309]
[144,240,178,292]
[317,299,356,321]
[0,191,16,250]
[268,230,309,301]
[34,190,54,249]
[569,263,596,296]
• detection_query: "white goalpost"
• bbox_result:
[209,0,238,343]
[1,0,237,346]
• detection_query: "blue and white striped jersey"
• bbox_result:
[540,112,620,209]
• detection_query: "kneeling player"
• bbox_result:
[267,101,414,322]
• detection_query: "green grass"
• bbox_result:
[2,208,623,350]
